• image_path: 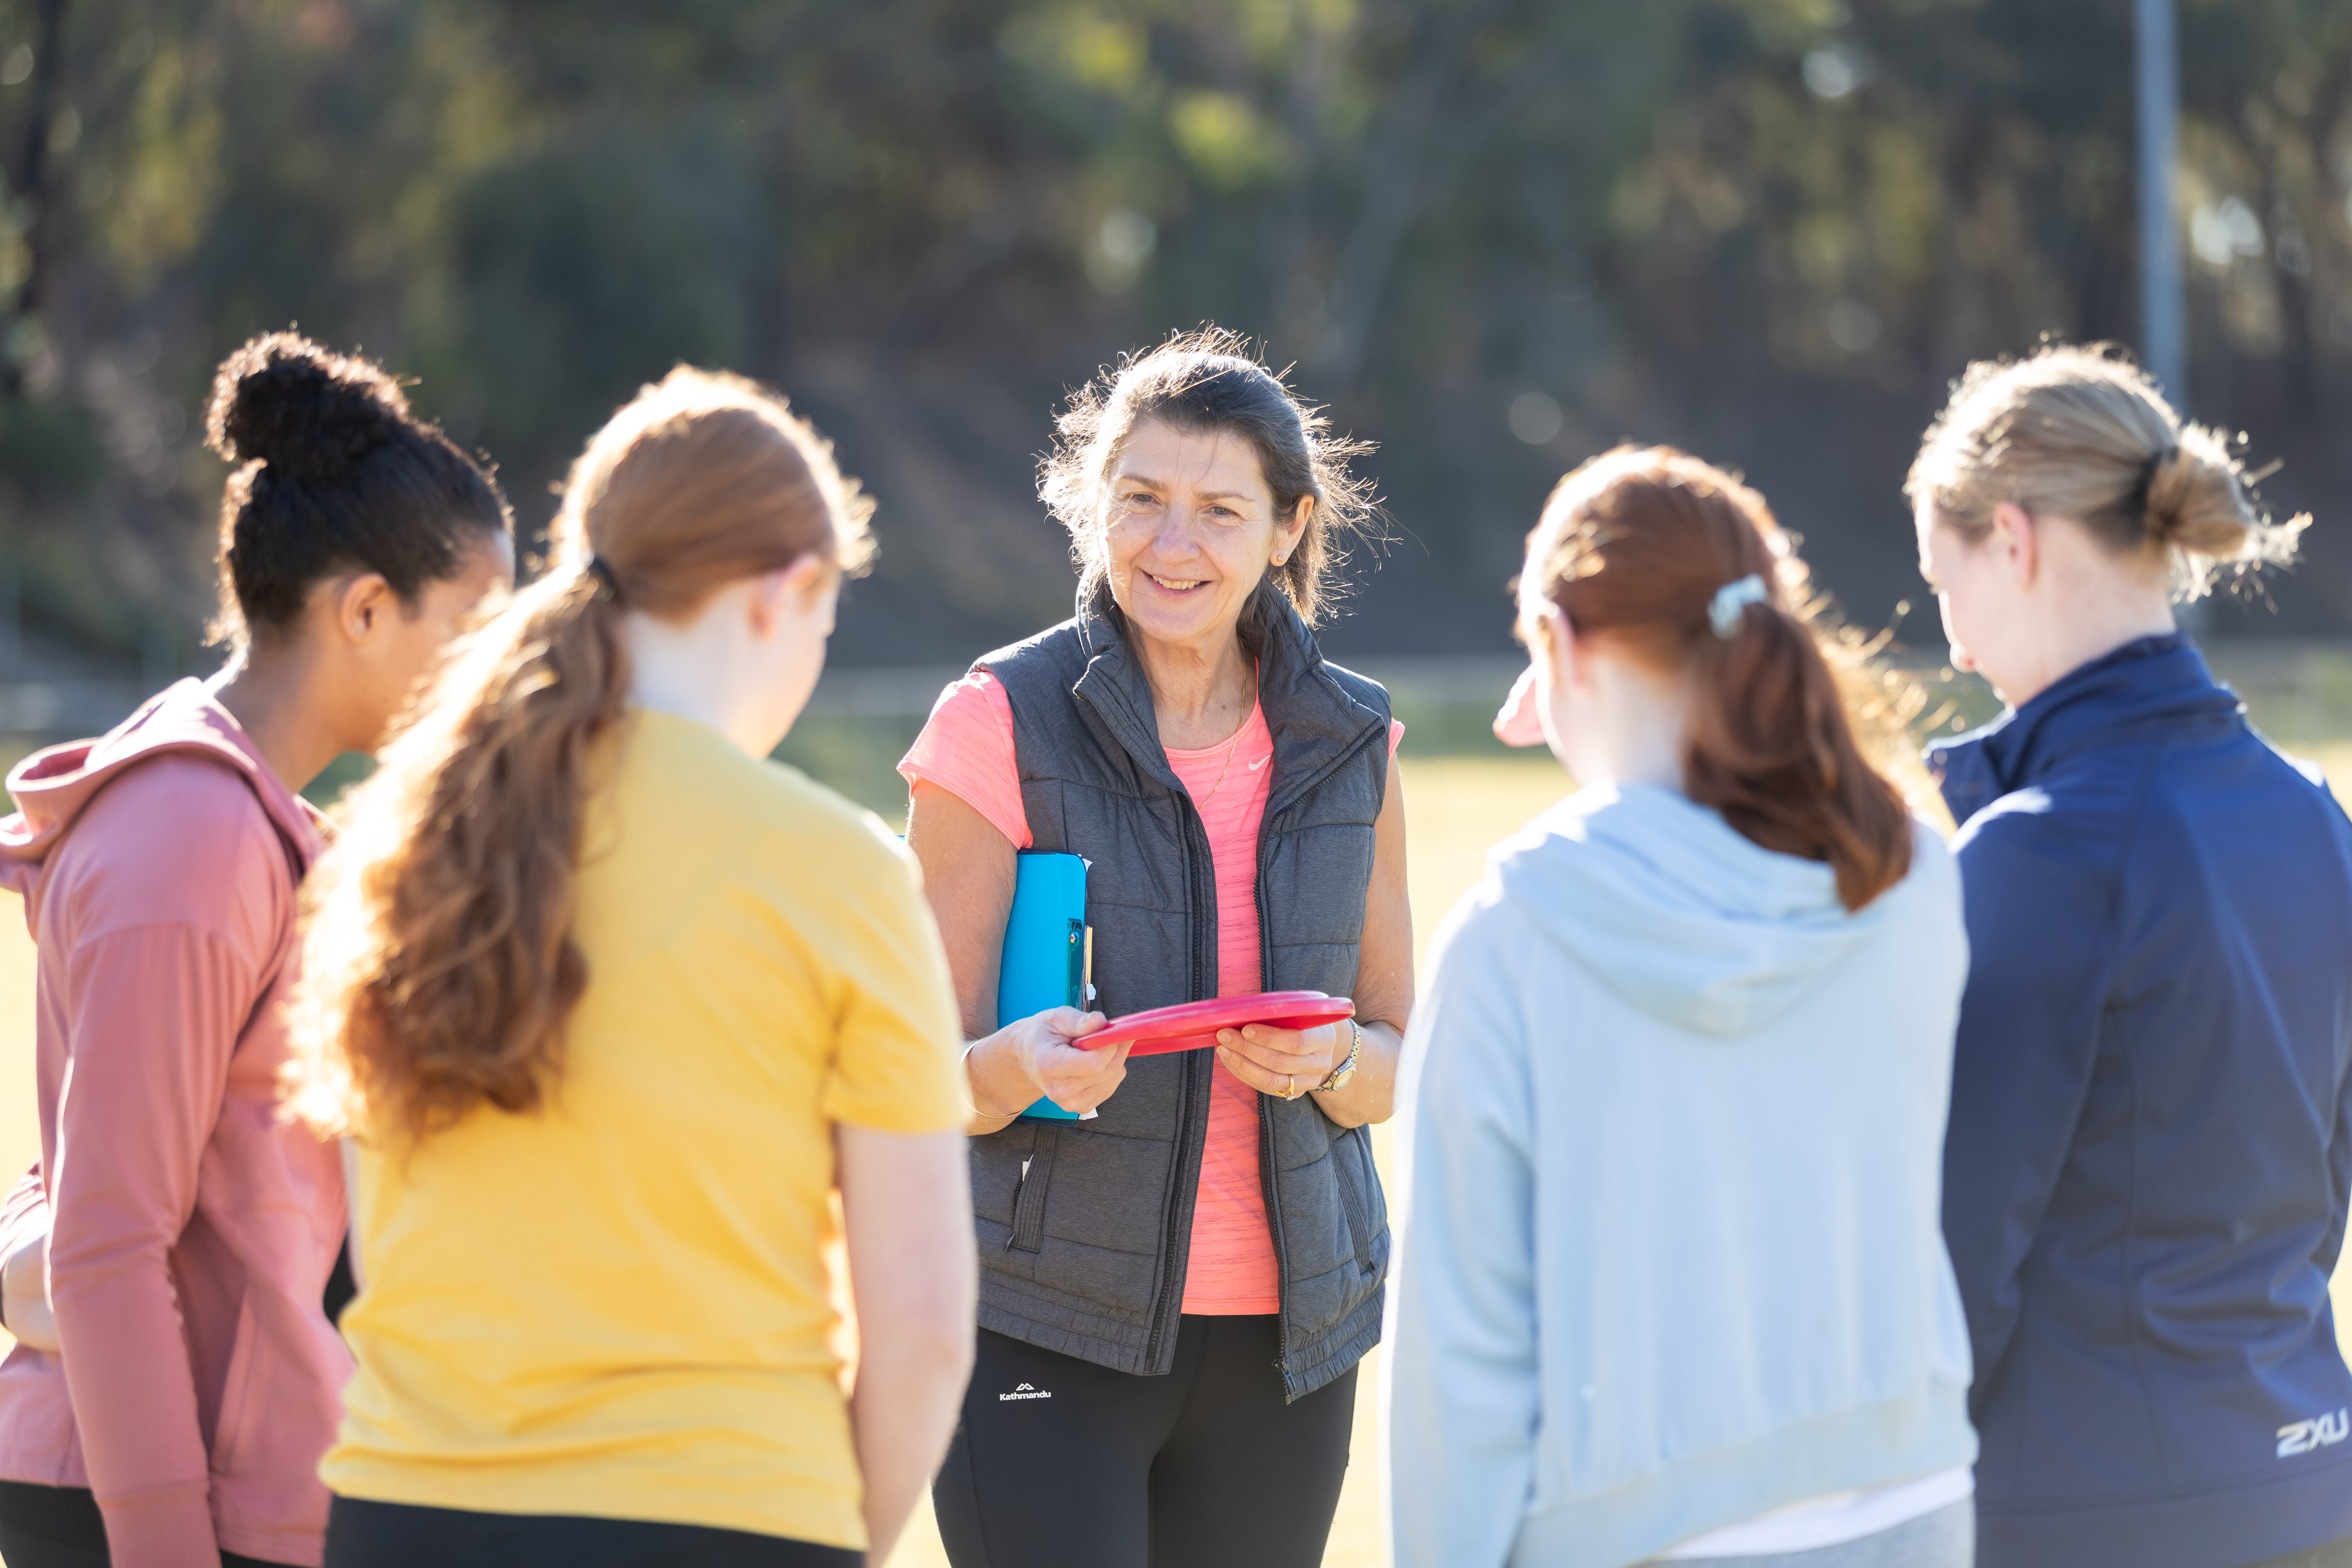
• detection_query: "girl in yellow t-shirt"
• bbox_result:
[287,369,975,1568]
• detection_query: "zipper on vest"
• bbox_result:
[1143,800,1215,1369]
[1065,673,1213,1372]
[1256,873,1292,1379]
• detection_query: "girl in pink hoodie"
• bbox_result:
[0,332,513,1568]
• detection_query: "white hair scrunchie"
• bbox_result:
[1708,573,1768,638]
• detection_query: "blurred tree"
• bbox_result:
[0,0,2343,672]
[0,0,64,395]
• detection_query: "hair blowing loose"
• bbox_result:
[287,368,873,1142]
[1527,447,1915,912]
[1038,326,1379,635]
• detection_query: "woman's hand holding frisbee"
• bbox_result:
[1215,1019,1344,1101]
[1027,1008,1132,1114]
[969,1006,1132,1121]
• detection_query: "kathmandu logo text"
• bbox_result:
[999,1382,1052,1402]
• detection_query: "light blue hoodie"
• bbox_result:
[1385,784,1976,1568]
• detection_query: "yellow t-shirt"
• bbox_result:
[322,708,967,1549]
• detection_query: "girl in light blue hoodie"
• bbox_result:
[1386,447,1976,1568]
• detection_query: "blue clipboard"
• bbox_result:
[1000,853,1089,1123]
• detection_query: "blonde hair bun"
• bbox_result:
[1906,343,2305,600]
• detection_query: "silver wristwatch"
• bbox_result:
[1318,1019,1363,1093]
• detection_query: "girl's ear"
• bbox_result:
[333,571,396,644]
[1534,601,1585,693]
[748,553,828,635]
[1989,502,2040,591]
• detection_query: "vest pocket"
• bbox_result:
[1010,1125,1060,1253]
[1333,1126,1379,1276]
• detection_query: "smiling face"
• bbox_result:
[1101,417,1308,657]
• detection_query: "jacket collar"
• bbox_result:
[1928,633,2243,827]
[1068,584,1386,813]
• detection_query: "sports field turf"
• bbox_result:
[0,751,2342,1567]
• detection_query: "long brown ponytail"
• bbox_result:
[1526,446,1914,911]
[288,368,873,1142]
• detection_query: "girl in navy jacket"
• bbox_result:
[1910,345,2352,1568]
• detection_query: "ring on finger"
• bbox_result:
[1284,1073,1298,1099]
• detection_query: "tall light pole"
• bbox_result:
[2135,0,2209,632]
[2136,0,2187,408]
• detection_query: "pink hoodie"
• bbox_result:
[0,680,349,1568]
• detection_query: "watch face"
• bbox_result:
[1319,1022,1361,1092]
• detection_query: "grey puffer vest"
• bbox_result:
[969,590,1392,1400]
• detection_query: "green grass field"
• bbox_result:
[0,750,2343,1567]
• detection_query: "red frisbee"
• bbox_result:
[1078,991,1355,1058]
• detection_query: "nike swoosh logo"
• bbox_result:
[1247,758,1267,770]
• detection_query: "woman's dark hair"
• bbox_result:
[203,331,512,646]
[1039,326,1378,631]
[1525,446,1916,912]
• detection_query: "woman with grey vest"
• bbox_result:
[899,329,1411,1568]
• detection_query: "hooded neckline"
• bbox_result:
[1927,633,2242,829]
[1,679,324,901]
[1493,782,1901,1038]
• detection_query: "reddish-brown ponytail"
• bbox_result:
[287,368,873,1143]
[1526,446,1914,911]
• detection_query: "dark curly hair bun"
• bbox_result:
[203,328,510,644]
[204,331,411,479]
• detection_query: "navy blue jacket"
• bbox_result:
[1933,634,2352,1568]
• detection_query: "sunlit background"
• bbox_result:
[1,3,2350,1565]
[0,0,2348,708]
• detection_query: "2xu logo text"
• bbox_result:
[2277,1408,2349,1459]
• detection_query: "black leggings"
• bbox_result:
[0,1480,294,1567]
[324,1496,859,1567]
[320,1495,856,1568]
[934,1314,1357,1568]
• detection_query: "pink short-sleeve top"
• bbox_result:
[900,669,1400,1314]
